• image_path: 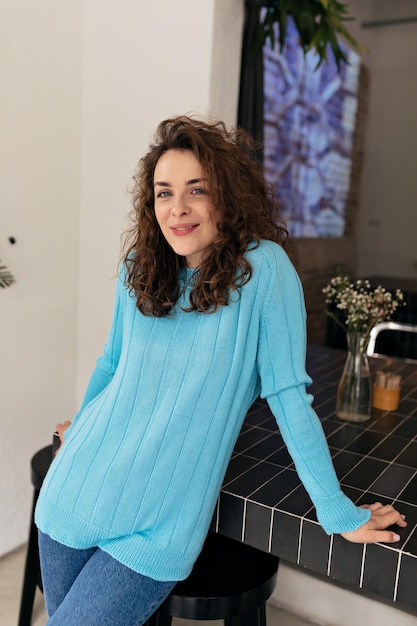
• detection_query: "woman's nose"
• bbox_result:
[171,198,190,216]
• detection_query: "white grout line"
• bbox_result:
[359,543,367,588]
[296,518,303,565]
[268,508,274,553]
[327,534,334,576]
[393,551,402,601]
[241,498,247,543]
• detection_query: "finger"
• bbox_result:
[369,509,408,530]
[363,502,384,511]
[367,503,404,519]
[396,514,408,528]
[56,422,71,443]
[56,422,71,434]
[342,526,403,544]
[362,529,401,544]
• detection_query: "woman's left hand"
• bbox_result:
[341,502,407,544]
[54,420,72,456]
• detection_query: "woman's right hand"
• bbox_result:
[341,502,407,544]
[54,420,72,455]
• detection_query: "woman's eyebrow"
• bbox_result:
[154,177,208,187]
[186,177,208,185]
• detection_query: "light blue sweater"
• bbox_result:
[35,241,370,581]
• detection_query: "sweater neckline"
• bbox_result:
[184,266,197,280]
[179,266,198,282]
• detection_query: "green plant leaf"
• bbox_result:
[258,0,364,71]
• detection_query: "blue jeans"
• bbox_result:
[38,531,177,625]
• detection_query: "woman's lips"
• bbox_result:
[170,224,199,236]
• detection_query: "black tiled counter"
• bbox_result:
[214,345,417,613]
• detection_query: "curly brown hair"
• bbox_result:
[122,115,287,316]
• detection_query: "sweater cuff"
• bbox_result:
[315,491,371,534]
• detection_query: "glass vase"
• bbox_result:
[336,332,372,422]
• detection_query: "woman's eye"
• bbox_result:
[157,190,171,198]
[191,188,207,195]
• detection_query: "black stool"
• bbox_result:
[19,446,279,626]
[147,531,279,626]
[19,445,53,626]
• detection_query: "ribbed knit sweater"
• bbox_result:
[35,240,370,581]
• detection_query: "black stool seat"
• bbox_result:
[148,531,279,626]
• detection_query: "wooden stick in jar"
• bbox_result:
[375,371,401,389]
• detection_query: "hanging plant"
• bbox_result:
[0,259,15,288]
[258,0,365,69]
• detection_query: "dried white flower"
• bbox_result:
[323,275,405,337]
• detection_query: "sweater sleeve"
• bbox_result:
[71,269,126,426]
[256,245,370,534]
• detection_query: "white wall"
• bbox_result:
[0,0,82,556]
[76,0,244,400]
[349,0,417,279]
[0,0,244,557]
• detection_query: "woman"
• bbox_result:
[35,116,406,625]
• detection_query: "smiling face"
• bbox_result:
[153,149,218,268]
